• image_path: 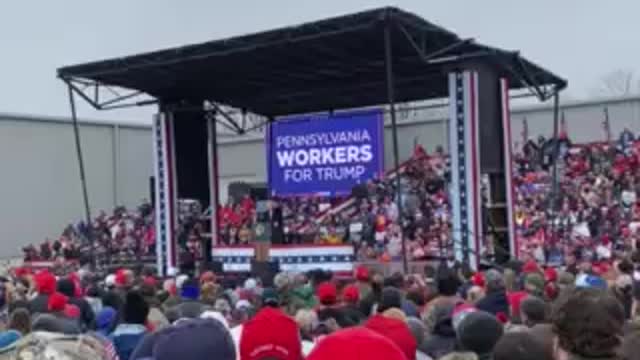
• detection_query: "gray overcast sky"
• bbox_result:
[1,0,638,123]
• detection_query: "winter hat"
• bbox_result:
[365,314,417,360]
[524,273,545,296]
[151,318,235,360]
[317,282,337,306]
[35,271,56,295]
[378,287,403,313]
[457,311,504,358]
[47,292,67,312]
[240,307,302,360]
[180,278,200,300]
[355,266,370,282]
[307,327,406,360]
[342,285,359,303]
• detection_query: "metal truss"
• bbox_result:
[61,76,157,111]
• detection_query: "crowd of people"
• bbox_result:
[0,258,638,360]
[514,128,640,266]
[23,203,155,270]
[216,146,450,263]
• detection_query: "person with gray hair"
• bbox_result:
[475,269,509,317]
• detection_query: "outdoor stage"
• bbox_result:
[57,7,566,276]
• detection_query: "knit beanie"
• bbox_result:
[457,311,504,358]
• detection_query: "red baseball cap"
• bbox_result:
[544,268,558,283]
[317,282,337,306]
[355,266,369,282]
[471,272,485,288]
[365,314,417,360]
[48,292,68,312]
[240,307,302,360]
[307,327,406,360]
[342,285,360,303]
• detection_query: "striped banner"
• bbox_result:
[212,245,355,273]
[448,71,482,269]
[153,112,178,276]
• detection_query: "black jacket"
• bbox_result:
[29,294,50,315]
[476,291,510,317]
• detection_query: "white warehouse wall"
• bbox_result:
[0,114,151,258]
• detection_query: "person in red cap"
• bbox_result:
[29,270,57,314]
[316,282,337,307]
[34,292,82,334]
[365,314,417,360]
[341,284,364,326]
[316,282,348,327]
[307,327,406,360]
[522,260,541,275]
[240,307,303,360]
[355,266,372,300]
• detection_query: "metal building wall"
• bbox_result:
[0,113,151,258]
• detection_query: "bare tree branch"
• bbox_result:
[591,69,637,97]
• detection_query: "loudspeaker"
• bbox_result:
[202,261,224,274]
[251,260,280,287]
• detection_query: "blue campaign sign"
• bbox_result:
[267,109,384,197]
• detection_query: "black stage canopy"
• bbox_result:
[58,7,566,116]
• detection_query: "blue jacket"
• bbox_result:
[110,324,147,360]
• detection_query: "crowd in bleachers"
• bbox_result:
[23,203,155,266]
[513,128,640,267]
[216,146,450,263]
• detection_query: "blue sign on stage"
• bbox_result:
[267,109,384,197]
